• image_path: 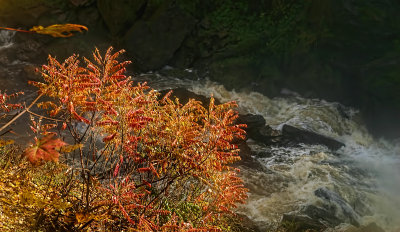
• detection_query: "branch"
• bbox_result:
[0,26,33,33]
[26,109,63,122]
[0,92,44,133]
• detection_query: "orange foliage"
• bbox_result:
[23,134,66,165]
[0,91,23,113]
[0,24,88,38]
[29,24,88,37]
[23,47,248,231]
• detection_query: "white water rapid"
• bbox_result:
[0,29,16,50]
[1,31,399,230]
[138,73,400,231]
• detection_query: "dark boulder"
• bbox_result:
[234,139,266,172]
[237,114,266,132]
[280,186,369,231]
[282,124,345,150]
[0,1,51,27]
[124,4,196,70]
[284,188,362,230]
[302,205,343,227]
[314,187,360,227]
[344,223,385,232]
[97,0,148,35]
[233,214,261,232]
[280,213,327,232]
[236,114,281,145]
[158,88,218,106]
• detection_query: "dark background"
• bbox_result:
[1,0,400,138]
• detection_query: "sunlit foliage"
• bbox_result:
[1,47,248,231]
[0,24,88,37]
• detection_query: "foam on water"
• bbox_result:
[129,72,400,231]
[187,79,400,231]
[0,29,16,50]
[189,80,363,138]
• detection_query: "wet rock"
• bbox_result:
[158,88,217,106]
[237,114,266,132]
[124,4,196,70]
[282,124,345,150]
[23,65,41,82]
[0,1,51,27]
[97,0,148,35]
[302,205,342,227]
[77,5,102,28]
[280,213,327,232]
[343,222,385,232]
[236,114,281,144]
[314,188,360,227]
[234,140,266,172]
[234,214,262,232]
[353,197,373,216]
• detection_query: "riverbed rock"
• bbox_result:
[236,114,281,144]
[0,1,51,27]
[302,205,343,227]
[314,187,360,227]
[343,223,385,232]
[97,0,148,35]
[124,4,196,70]
[234,139,266,172]
[237,114,266,133]
[234,214,262,232]
[280,213,327,232]
[282,124,345,150]
[158,87,217,106]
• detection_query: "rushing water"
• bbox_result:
[193,81,400,231]
[1,32,400,231]
[0,29,16,50]
[134,72,400,231]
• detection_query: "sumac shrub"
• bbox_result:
[8,47,248,231]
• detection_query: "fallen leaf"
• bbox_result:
[24,134,66,165]
[29,24,88,37]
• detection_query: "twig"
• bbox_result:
[0,92,44,133]
[0,128,12,137]
[0,26,34,34]
[26,109,63,122]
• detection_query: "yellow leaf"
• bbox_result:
[60,143,83,153]
[19,191,34,205]
[0,139,14,147]
[29,24,88,38]
[76,212,87,224]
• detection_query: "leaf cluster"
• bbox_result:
[1,47,248,231]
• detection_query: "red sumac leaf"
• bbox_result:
[103,133,117,142]
[62,122,67,130]
[142,180,151,188]
[114,163,120,177]
[137,167,151,173]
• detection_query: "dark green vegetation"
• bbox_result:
[171,0,400,138]
[1,0,399,137]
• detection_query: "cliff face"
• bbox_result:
[1,0,400,138]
